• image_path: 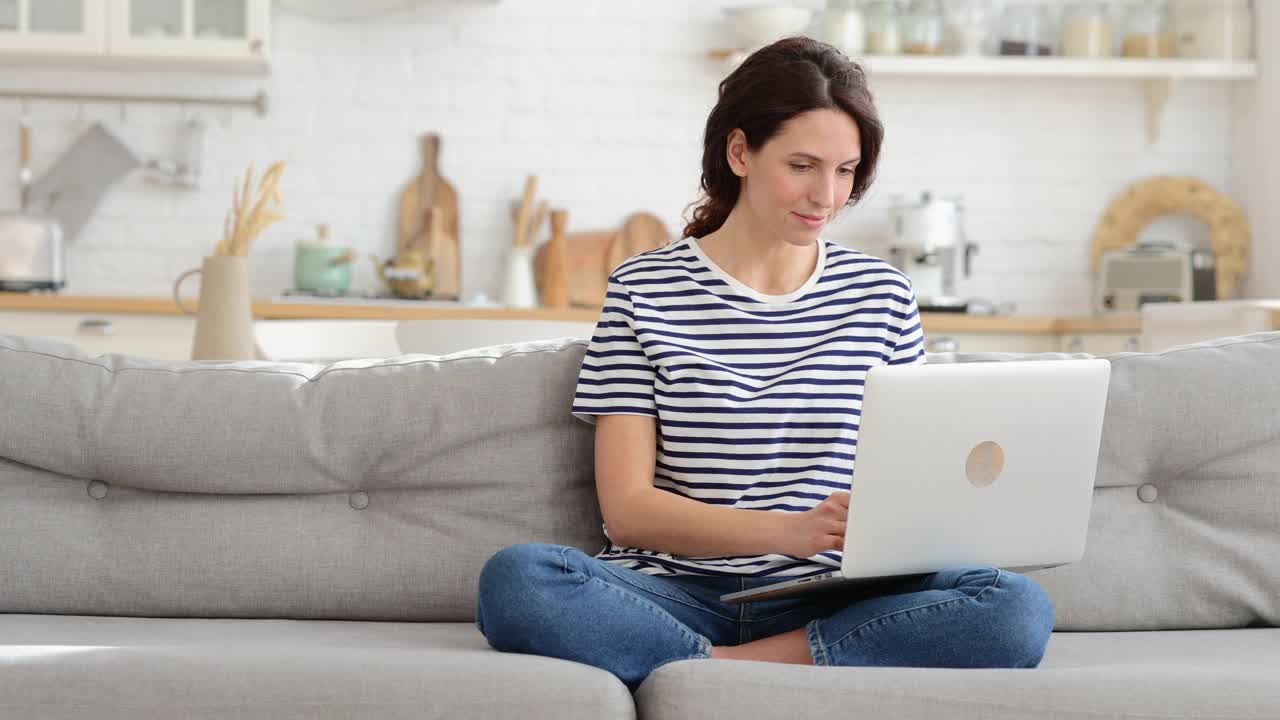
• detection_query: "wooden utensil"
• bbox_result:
[526,200,549,248]
[541,209,570,309]
[18,115,31,210]
[512,174,538,249]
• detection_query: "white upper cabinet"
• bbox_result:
[108,0,270,66]
[0,0,107,54]
[0,0,269,71]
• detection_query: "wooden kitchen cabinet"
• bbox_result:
[924,333,1062,354]
[0,311,195,361]
[1058,333,1141,355]
[0,294,1154,361]
[0,318,1084,361]
[928,329,1139,356]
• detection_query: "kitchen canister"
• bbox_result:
[817,0,866,55]
[1171,0,1254,60]
[1062,2,1115,57]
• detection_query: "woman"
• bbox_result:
[475,36,1054,691]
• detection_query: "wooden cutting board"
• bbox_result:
[422,207,460,300]
[398,133,461,298]
[607,212,671,273]
[535,212,672,309]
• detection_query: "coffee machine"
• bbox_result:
[886,191,979,312]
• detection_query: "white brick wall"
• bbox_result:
[0,0,1254,314]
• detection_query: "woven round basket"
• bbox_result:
[1090,176,1250,299]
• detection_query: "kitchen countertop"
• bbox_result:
[0,292,1146,333]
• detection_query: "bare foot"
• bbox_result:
[709,628,814,665]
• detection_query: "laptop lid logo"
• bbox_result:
[966,441,1004,488]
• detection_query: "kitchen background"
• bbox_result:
[0,0,1276,316]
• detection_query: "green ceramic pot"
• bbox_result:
[293,243,355,293]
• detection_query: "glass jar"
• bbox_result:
[1062,2,1114,57]
[817,0,867,56]
[1122,0,1175,57]
[903,0,945,55]
[998,3,1054,56]
[1171,0,1254,60]
[864,0,902,55]
[944,0,993,56]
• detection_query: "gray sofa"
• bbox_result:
[1,329,1277,720]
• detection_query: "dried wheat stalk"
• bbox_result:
[214,160,287,257]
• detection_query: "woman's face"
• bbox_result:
[728,108,862,245]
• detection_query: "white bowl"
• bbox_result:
[724,5,814,49]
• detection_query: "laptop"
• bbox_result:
[720,358,1111,604]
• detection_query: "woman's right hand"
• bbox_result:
[776,490,849,558]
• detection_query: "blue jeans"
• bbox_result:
[475,543,1055,691]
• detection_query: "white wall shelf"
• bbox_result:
[863,55,1256,80]
[709,50,1258,144]
[710,50,1257,80]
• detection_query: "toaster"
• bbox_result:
[0,213,64,291]
[1095,244,1217,313]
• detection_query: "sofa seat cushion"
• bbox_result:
[635,629,1280,720]
[0,615,633,720]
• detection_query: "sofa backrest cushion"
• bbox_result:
[0,334,602,621]
[2,330,1277,629]
[931,332,1280,630]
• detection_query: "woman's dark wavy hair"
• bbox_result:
[682,36,884,240]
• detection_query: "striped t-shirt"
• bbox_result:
[570,235,927,578]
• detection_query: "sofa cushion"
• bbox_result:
[0,615,633,720]
[636,629,1280,720]
[2,330,1278,632]
[0,334,604,621]
[930,332,1280,631]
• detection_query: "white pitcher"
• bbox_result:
[173,255,260,361]
[500,245,539,309]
